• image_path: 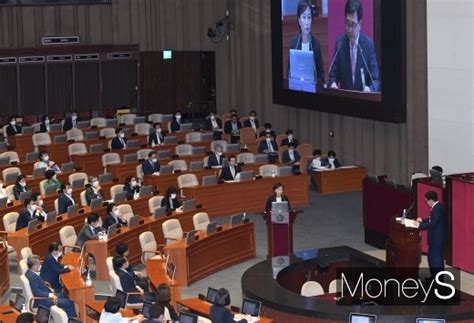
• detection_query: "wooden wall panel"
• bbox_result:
[0,0,427,183]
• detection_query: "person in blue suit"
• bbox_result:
[40,242,71,293]
[210,288,247,323]
[282,143,301,165]
[324,150,342,169]
[57,183,75,214]
[15,198,45,231]
[170,112,182,132]
[328,0,381,92]
[258,133,279,163]
[142,151,161,176]
[148,122,166,146]
[416,191,448,279]
[208,145,226,168]
[111,128,127,150]
[25,255,77,317]
[113,255,155,304]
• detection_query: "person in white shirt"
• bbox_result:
[99,297,143,323]
[307,149,327,190]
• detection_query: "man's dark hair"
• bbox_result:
[228,155,237,161]
[148,151,157,158]
[345,0,363,21]
[24,198,33,207]
[106,203,116,215]
[149,303,165,319]
[16,312,35,323]
[87,213,100,224]
[431,166,443,174]
[39,151,48,160]
[31,192,41,202]
[115,243,128,256]
[153,122,161,128]
[45,169,56,180]
[115,127,123,135]
[48,241,62,253]
[425,191,438,202]
[264,123,272,129]
[112,255,127,270]
[285,129,294,135]
[297,0,314,20]
[215,288,231,306]
[328,150,336,157]
[249,110,257,116]
[104,297,121,314]
[273,182,284,192]
[313,149,322,156]
[288,143,296,148]
[156,283,172,303]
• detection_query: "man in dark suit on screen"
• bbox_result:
[328,0,381,92]
[416,191,447,279]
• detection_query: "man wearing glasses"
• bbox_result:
[328,0,381,92]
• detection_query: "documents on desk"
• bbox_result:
[395,217,419,229]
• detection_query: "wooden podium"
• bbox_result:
[262,211,298,258]
[386,217,421,276]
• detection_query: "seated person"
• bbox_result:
[116,243,148,283]
[123,176,141,200]
[44,169,62,191]
[40,242,71,292]
[219,155,241,181]
[281,129,300,148]
[13,175,30,200]
[16,312,35,323]
[113,255,155,304]
[259,123,276,139]
[103,203,128,231]
[0,180,9,201]
[224,114,242,144]
[111,128,127,150]
[76,213,104,247]
[208,144,225,168]
[143,303,165,323]
[16,197,45,231]
[148,122,166,146]
[99,297,143,323]
[243,110,259,131]
[258,133,279,162]
[62,111,78,132]
[325,150,342,169]
[307,149,328,172]
[25,255,77,317]
[85,177,104,206]
[265,183,291,212]
[156,283,179,321]
[142,151,161,176]
[161,187,183,213]
[58,183,75,214]
[282,143,301,165]
[205,112,223,140]
[36,152,61,173]
[210,288,247,323]
[39,115,51,133]
[170,111,182,132]
[32,192,48,221]
[6,116,21,136]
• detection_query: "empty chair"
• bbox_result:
[193,212,210,231]
[3,212,19,233]
[329,279,342,294]
[185,132,202,143]
[134,123,151,136]
[237,152,255,164]
[211,140,227,152]
[68,143,88,156]
[276,134,287,147]
[100,127,116,139]
[148,195,164,214]
[137,148,153,161]
[21,247,33,260]
[50,305,68,323]
[90,117,106,128]
[117,204,135,222]
[0,151,19,164]
[2,167,21,183]
[177,174,199,189]
[102,153,121,171]
[240,127,258,146]
[68,172,88,186]
[168,160,188,172]
[139,231,164,264]
[120,113,137,125]
[59,226,80,253]
[66,128,84,141]
[301,281,325,297]
[175,144,193,156]
[259,164,279,177]
[148,113,163,123]
[32,133,52,148]
[162,219,184,244]
[110,184,125,200]
[296,144,313,159]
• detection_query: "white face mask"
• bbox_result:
[44,119,50,125]
[170,193,177,199]
[210,116,216,120]
[329,157,335,162]
[217,152,222,156]
[20,182,26,187]
[113,210,120,217]
[92,181,99,188]
[289,149,294,153]
[66,188,73,195]
[288,135,293,140]
[55,251,63,258]
[152,158,158,163]
[266,138,272,142]
[156,128,161,133]
[250,116,255,121]
[266,129,271,133]
[315,157,321,161]
[175,115,181,120]
[30,204,37,211]
[72,115,77,121]
[43,155,49,161]
[10,120,16,126]
[119,133,125,138]
[131,181,137,186]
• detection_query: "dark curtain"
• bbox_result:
[0,65,18,117]
[101,60,137,110]
[19,64,45,115]
[75,61,99,112]
[47,63,73,114]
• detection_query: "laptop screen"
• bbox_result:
[206,287,218,304]
[13,293,26,311]
[141,301,153,318]
[115,290,128,308]
[36,306,51,322]
[416,320,445,323]
[179,312,198,323]
[350,313,377,323]
[241,298,261,317]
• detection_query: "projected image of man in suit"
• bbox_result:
[329,0,381,92]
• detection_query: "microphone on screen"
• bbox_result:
[327,43,342,87]
[357,43,376,90]
[360,68,366,89]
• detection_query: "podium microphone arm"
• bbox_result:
[357,44,375,89]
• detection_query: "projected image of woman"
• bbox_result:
[287,0,325,86]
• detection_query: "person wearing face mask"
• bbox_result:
[13,175,30,200]
[85,177,104,206]
[205,112,223,140]
[208,145,226,168]
[76,213,104,247]
[25,255,77,317]
[37,152,61,173]
[307,149,327,190]
[123,176,141,200]
[40,242,72,293]
[39,115,51,133]
[16,198,45,231]
[170,111,183,133]
[281,129,300,148]
[111,128,127,150]
[43,169,62,192]
[62,111,78,132]
[265,183,292,212]
[58,183,76,214]
[258,133,279,163]
[219,155,242,181]
[243,110,260,131]
[6,116,22,136]
[224,114,242,144]
[148,122,166,146]
[32,192,48,221]
[282,143,301,166]
[325,150,342,169]
[142,151,161,176]
[259,123,277,140]
[103,203,128,231]
[161,187,183,213]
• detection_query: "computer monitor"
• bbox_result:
[44,184,58,197]
[179,312,198,323]
[141,301,153,318]
[107,224,118,238]
[271,201,289,214]
[153,206,166,219]
[85,131,99,141]
[67,204,78,217]
[238,170,254,181]
[139,185,153,198]
[25,152,39,162]
[0,157,10,166]
[192,147,206,155]
[90,198,103,211]
[54,134,67,144]
[189,161,204,171]
[349,313,377,323]
[19,190,32,203]
[114,192,127,203]
[0,197,8,208]
[186,230,197,245]
[163,136,178,145]
[416,320,445,323]
[32,167,46,178]
[181,123,193,132]
[46,211,57,224]
[157,150,173,160]
[12,293,26,311]
[230,214,244,226]
[89,144,104,154]
[128,215,140,229]
[71,178,85,190]
[206,221,217,234]
[206,287,218,304]
[202,175,217,186]
[159,165,173,175]
[27,219,39,234]
[35,305,51,323]
[127,139,140,149]
[123,154,137,164]
[49,123,62,132]
[98,173,112,184]
[115,290,128,308]
[134,116,146,124]
[22,126,34,135]
[182,199,196,212]
[241,298,261,317]
[61,162,75,173]
[77,121,90,129]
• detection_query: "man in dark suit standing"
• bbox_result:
[40,242,71,292]
[416,191,447,279]
[224,114,242,144]
[76,213,103,247]
[111,128,127,150]
[328,0,380,92]
[148,123,166,146]
[142,151,161,176]
[208,144,225,168]
[205,112,223,140]
[62,111,78,132]
[219,156,241,181]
